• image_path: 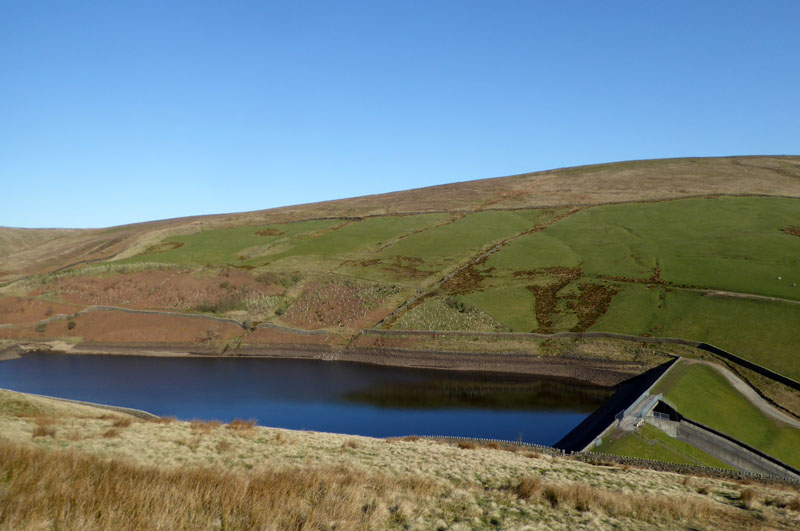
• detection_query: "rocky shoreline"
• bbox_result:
[1,340,649,387]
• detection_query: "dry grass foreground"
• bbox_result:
[1,390,799,530]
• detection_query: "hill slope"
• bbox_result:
[2,155,799,385]
[2,155,799,279]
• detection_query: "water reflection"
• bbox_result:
[345,377,611,411]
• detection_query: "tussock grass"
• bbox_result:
[33,415,56,427]
[150,416,176,424]
[190,419,221,434]
[510,476,726,524]
[216,440,234,453]
[226,418,257,431]
[112,417,133,428]
[31,426,55,438]
[0,440,439,530]
[739,488,756,509]
[791,495,800,511]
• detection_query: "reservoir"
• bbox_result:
[0,353,612,445]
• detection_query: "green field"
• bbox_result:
[481,197,800,297]
[591,423,732,469]
[374,209,557,266]
[653,362,800,469]
[119,219,341,266]
[100,196,800,380]
[338,209,561,283]
[592,286,800,380]
[255,214,450,270]
[436,197,800,375]
[459,286,538,332]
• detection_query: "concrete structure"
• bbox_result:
[577,358,681,452]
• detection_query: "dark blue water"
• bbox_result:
[0,353,611,445]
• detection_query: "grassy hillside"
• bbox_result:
[2,155,799,279]
[1,156,799,381]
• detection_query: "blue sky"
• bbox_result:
[2,1,798,229]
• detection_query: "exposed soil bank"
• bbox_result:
[3,341,648,387]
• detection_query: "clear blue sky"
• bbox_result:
[2,1,798,229]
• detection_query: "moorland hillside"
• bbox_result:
[2,155,800,387]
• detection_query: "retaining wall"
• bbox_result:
[554,359,677,452]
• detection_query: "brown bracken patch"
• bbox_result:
[135,241,184,256]
[382,256,430,279]
[281,280,397,329]
[50,311,243,344]
[254,228,286,236]
[782,226,800,237]
[0,297,81,325]
[522,266,583,333]
[343,258,382,268]
[34,270,281,311]
[442,265,495,295]
[569,283,619,332]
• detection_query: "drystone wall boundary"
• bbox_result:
[696,343,800,391]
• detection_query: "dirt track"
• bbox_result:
[694,289,800,306]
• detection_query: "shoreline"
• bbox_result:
[2,340,651,387]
